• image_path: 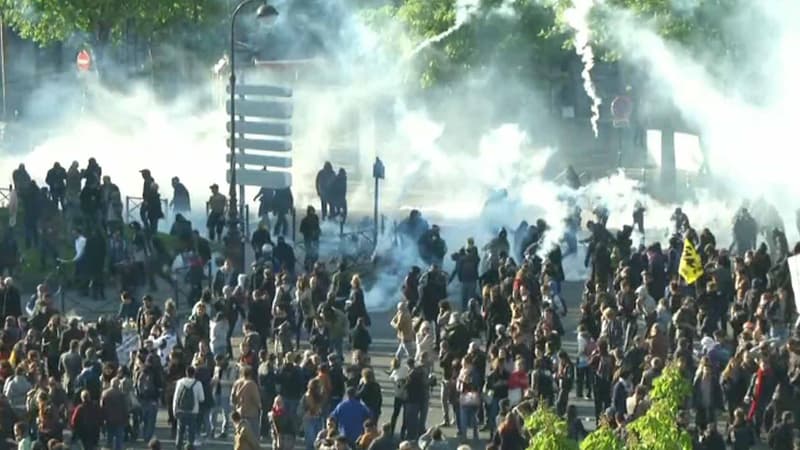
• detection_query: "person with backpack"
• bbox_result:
[172,366,205,449]
[136,355,163,443]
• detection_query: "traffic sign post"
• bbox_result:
[225,83,293,190]
[76,50,91,72]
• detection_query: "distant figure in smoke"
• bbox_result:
[771,228,789,263]
[563,206,581,258]
[254,186,275,229]
[79,179,101,231]
[11,164,30,193]
[513,221,529,262]
[397,210,429,249]
[583,221,613,287]
[82,158,102,188]
[632,201,645,235]
[273,236,296,277]
[416,264,447,324]
[484,229,510,270]
[450,239,480,310]
[670,208,690,235]
[593,204,609,228]
[139,170,163,236]
[65,161,82,227]
[299,206,321,269]
[170,177,191,215]
[330,168,348,223]
[100,176,123,231]
[315,162,336,221]
[45,162,67,210]
[206,184,226,242]
[565,165,581,190]
[21,180,41,249]
[418,225,447,267]
[402,266,422,313]
[732,208,758,254]
[272,187,294,237]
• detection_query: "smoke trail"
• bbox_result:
[408,0,479,57]
[564,0,602,137]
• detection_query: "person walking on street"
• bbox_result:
[207,184,227,242]
[233,411,260,450]
[173,366,205,449]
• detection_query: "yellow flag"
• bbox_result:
[679,238,704,284]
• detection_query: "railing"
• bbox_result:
[0,187,9,208]
[124,196,169,224]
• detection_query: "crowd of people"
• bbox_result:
[0,156,798,450]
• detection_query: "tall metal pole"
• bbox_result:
[227,0,257,271]
[0,16,7,120]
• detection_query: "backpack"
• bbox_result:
[136,370,158,399]
[176,380,197,412]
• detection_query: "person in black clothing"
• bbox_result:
[403,359,427,441]
[170,177,191,215]
[350,318,372,354]
[330,168,348,222]
[82,158,102,187]
[22,180,41,249]
[46,162,67,210]
[12,163,30,193]
[357,368,382,419]
[316,162,336,221]
[0,277,22,318]
[767,411,795,450]
[416,265,447,324]
[251,223,274,263]
[273,237,296,276]
[85,229,107,300]
[272,187,294,237]
[450,238,481,311]
[300,206,321,269]
[277,356,305,417]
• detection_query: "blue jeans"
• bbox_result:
[140,400,158,442]
[459,405,479,440]
[403,402,422,440]
[284,398,300,419]
[304,416,323,450]
[485,397,499,430]
[106,425,125,450]
[176,412,198,449]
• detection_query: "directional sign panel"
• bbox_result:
[227,138,291,152]
[226,99,293,119]
[227,168,291,189]
[227,120,292,137]
[227,84,292,98]
[226,153,292,168]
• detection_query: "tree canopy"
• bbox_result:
[0,0,224,45]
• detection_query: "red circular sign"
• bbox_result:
[611,95,633,120]
[76,50,91,71]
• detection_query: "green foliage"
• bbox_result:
[0,0,224,45]
[580,425,623,450]
[625,362,693,450]
[523,404,579,450]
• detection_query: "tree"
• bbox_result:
[524,404,579,450]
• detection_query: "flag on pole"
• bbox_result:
[679,238,704,284]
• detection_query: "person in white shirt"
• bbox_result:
[172,366,205,448]
[58,228,87,290]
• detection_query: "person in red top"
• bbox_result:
[507,358,529,406]
[70,389,102,450]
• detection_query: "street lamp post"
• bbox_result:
[227,0,278,270]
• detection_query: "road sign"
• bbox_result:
[226,153,292,168]
[226,84,292,97]
[227,168,291,189]
[227,82,294,188]
[226,99,292,119]
[226,137,291,152]
[76,50,91,72]
[226,120,292,137]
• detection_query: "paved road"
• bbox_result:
[51,277,591,449]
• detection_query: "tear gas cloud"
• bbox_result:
[0,0,799,311]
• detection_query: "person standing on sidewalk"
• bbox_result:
[172,366,205,449]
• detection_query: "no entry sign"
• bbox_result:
[76,50,91,72]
